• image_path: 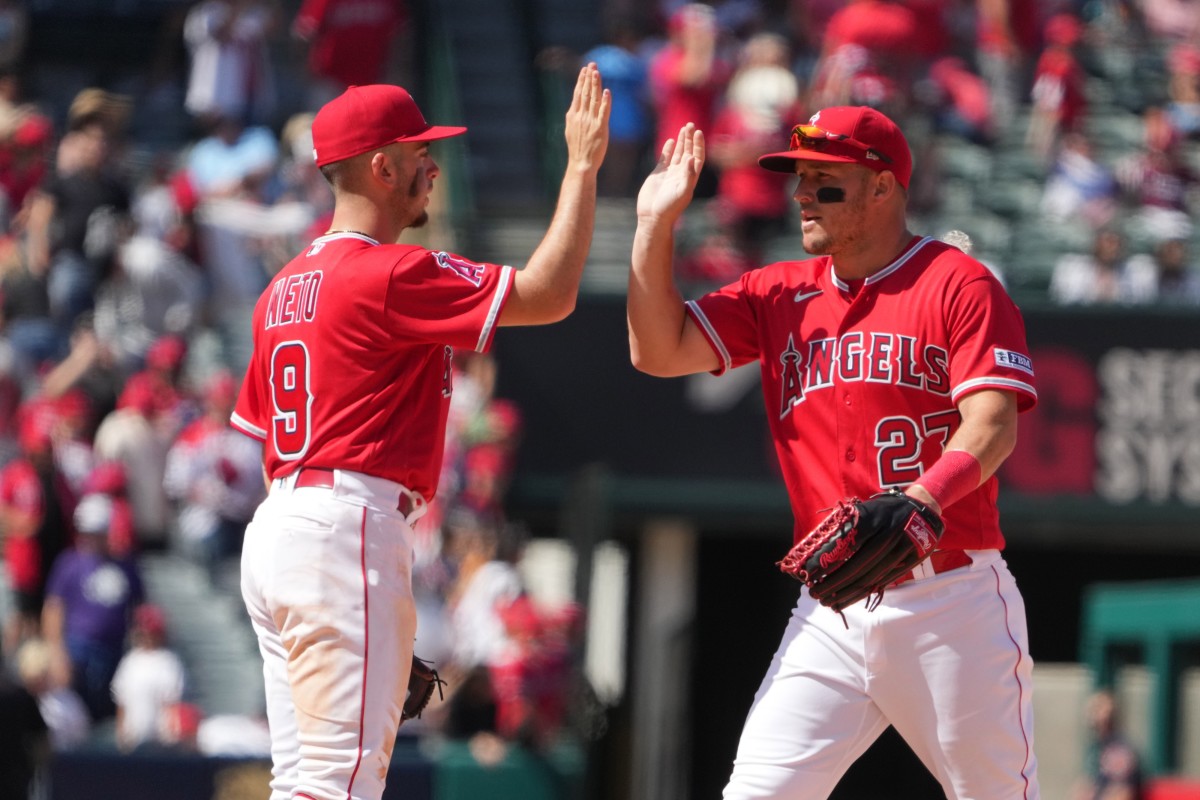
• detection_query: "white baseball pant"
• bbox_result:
[723,549,1040,800]
[242,469,424,800]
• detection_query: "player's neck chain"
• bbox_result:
[324,229,373,238]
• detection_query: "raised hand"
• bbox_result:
[564,62,610,175]
[636,123,706,226]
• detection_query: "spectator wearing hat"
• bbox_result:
[817,0,935,108]
[92,375,172,549]
[111,603,187,752]
[42,492,145,721]
[0,105,52,225]
[1,400,76,656]
[135,333,199,438]
[1027,12,1088,162]
[81,461,136,559]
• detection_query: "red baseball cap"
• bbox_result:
[759,106,913,189]
[311,84,467,167]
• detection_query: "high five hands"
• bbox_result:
[637,123,706,226]
[564,62,611,175]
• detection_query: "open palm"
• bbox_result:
[636,124,706,224]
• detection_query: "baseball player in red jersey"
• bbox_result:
[628,107,1041,798]
[229,67,609,800]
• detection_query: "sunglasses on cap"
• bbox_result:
[789,124,894,165]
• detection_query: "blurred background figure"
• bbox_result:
[1027,13,1088,162]
[708,32,800,266]
[23,91,132,344]
[1116,106,1198,243]
[291,0,410,110]
[582,20,653,198]
[93,375,172,550]
[164,369,264,585]
[1040,132,1120,229]
[974,0,1039,124]
[14,635,89,751]
[184,0,282,129]
[812,0,932,114]
[921,56,996,146]
[1071,688,1145,800]
[1165,42,1200,139]
[111,603,187,752]
[1,400,75,657]
[0,648,48,800]
[1125,235,1200,304]
[41,492,144,722]
[649,3,730,199]
[1050,228,1140,305]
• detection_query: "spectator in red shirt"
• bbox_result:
[975,0,1040,123]
[649,3,731,198]
[1027,13,1088,162]
[292,0,409,109]
[1,401,75,656]
[922,56,996,145]
[818,0,935,107]
[708,32,800,265]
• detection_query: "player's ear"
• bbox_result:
[369,150,396,186]
[873,170,896,199]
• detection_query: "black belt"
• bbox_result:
[293,468,417,517]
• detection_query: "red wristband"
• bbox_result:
[914,450,982,511]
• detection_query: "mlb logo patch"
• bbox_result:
[993,348,1033,374]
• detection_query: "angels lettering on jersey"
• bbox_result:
[778,331,950,420]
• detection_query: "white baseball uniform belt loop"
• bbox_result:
[890,549,973,587]
[291,467,428,524]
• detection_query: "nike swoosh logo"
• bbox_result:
[794,289,822,303]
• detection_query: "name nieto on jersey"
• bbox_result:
[265,270,323,329]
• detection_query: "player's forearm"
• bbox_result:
[504,169,598,326]
[945,390,1018,481]
[628,222,689,376]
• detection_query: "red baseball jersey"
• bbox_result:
[231,232,513,499]
[686,236,1037,549]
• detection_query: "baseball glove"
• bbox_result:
[778,489,945,612]
[402,655,445,724]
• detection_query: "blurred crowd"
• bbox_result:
[1,0,1199,792]
[0,0,589,789]
[578,0,1200,300]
